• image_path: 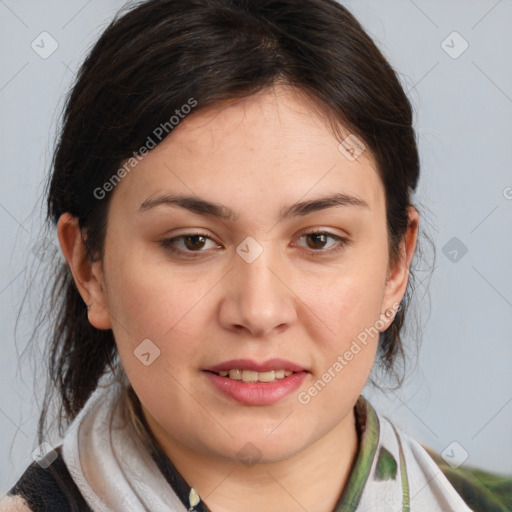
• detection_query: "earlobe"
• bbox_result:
[56,213,112,330]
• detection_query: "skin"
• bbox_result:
[58,85,418,512]
[0,495,32,512]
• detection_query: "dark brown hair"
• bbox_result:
[39,0,421,444]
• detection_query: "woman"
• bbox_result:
[2,0,510,510]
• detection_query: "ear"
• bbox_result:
[56,213,112,330]
[382,206,419,314]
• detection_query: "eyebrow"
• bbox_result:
[139,192,369,220]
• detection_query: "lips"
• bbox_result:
[203,358,309,405]
[218,369,293,383]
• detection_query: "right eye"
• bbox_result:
[160,233,223,256]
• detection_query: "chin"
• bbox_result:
[218,430,308,465]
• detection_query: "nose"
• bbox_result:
[218,245,298,337]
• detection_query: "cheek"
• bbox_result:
[103,247,217,368]
[104,257,214,426]
[294,243,388,388]
[311,278,383,373]
[300,251,388,342]
[296,280,383,415]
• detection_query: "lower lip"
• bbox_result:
[203,371,308,405]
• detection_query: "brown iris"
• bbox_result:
[305,233,329,250]
[184,235,208,251]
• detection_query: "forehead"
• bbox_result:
[111,86,384,217]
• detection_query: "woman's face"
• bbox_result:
[85,86,413,464]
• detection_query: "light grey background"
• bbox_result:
[1,0,511,495]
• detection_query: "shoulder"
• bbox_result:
[0,495,33,512]
[387,419,512,512]
[372,415,472,510]
[423,445,512,512]
[6,445,92,512]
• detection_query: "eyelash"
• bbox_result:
[159,230,349,257]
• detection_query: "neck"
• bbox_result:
[140,402,360,512]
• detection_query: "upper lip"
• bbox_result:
[204,358,306,373]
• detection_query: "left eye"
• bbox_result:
[296,232,345,251]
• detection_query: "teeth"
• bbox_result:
[228,369,242,380]
[217,369,296,382]
[258,371,276,382]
